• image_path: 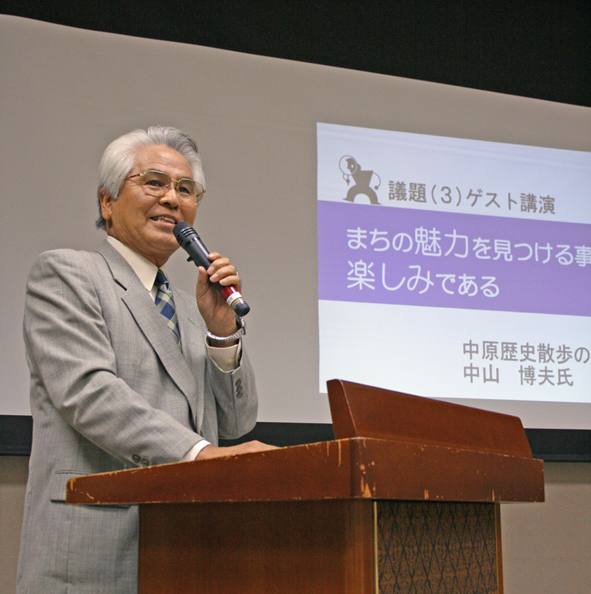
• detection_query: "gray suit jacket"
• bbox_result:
[17,241,258,594]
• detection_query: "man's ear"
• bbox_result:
[99,188,113,224]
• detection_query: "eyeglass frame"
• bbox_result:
[126,169,205,205]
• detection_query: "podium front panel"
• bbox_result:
[137,499,501,594]
[138,500,375,594]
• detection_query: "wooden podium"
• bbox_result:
[67,380,544,594]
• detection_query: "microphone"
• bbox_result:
[173,222,250,317]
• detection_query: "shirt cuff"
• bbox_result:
[206,341,241,372]
[181,440,212,462]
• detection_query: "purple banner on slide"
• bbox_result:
[317,200,591,316]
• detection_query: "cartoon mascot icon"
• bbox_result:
[339,155,382,205]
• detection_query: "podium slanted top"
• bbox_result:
[328,379,533,457]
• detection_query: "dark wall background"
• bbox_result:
[1,1,590,460]
[2,0,590,108]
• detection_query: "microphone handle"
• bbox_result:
[174,223,250,316]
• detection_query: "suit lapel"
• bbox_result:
[96,241,199,420]
[174,290,206,430]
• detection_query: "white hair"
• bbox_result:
[96,125,205,229]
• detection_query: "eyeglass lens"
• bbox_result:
[141,170,202,200]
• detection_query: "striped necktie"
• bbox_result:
[154,270,181,347]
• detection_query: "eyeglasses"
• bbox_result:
[126,169,205,205]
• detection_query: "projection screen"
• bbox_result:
[1,16,590,437]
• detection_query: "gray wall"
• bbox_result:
[1,457,28,593]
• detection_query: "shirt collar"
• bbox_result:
[106,236,161,293]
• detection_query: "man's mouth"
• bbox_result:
[151,216,177,225]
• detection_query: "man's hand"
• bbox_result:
[196,441,278,460]
[196,252,241,340]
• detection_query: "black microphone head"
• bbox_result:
[173,221,197,247]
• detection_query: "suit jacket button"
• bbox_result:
[132,454,141,463]
[235,379,242,388]
[141,459,150,467]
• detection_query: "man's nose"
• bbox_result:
[160,183,181,206]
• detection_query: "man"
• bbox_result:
[17,126,271,593]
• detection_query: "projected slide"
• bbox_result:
[318,123,591,404]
